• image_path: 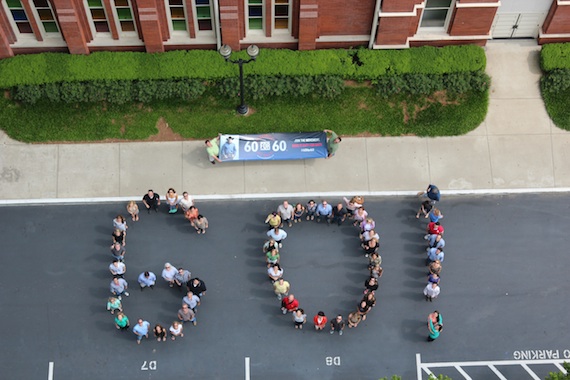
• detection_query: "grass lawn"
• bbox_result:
[0,87,488,143]
[542,89,570,131]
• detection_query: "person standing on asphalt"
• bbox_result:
[324,129,342,158]
[313,311,328,331]
[277,200,295,228]
[273,278,290,301]
[110,242,126,262]
[138,271,156,290]
[330,315,345,335]
[264,212,281,230]
[162,262,177,288]
[427,311,443,342]
[331,203,347,226]
[194,214,209,234]
[179,192,194,213]
[424,282,441,302]
[142,190,160,213]
[188,278,207,297]
[267,227,287,248]
[109,259,126,278]
[281,294,299,314]
[427,248,445,264]
[114,312,130,331]
[178,304,197,326]
[183,291,201,312]
[110,277,129,299]
[293,309,307,329]
[174,268,192,291]
[106,297,122,315]
[316,200,333,224]
[426,234,445,250]
[133,319,151,344]
[306,200,317,221]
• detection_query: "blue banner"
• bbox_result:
[219,132,328,161]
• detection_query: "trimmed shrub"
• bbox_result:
[11,78,206,104]
[541,69,570,93]
[215,75,344,100]
[0,46,486,89]
[541,43,570,72]
[375,72,490,96]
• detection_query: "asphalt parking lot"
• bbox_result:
[1,194,569,379]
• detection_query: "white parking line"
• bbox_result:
[48,362,54,380]
[245,357,250,380]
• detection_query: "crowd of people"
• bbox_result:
[106,189,208,344]
[262,196,382,335]
[416,184,444,342]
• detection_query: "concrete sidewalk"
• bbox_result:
[1,40,569,203]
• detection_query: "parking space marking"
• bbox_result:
[48,362,54,380]
[245,357,250,380]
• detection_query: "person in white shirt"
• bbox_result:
[423,282,441,302]
[267,227,288,248]
[179,192,194,213]
[109,259,126,277]
[277,200,295,228]
[161,262,177,288]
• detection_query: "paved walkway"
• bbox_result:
[1,40,568,203]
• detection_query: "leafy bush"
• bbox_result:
[541,43,570,72]
[376,72,490,96]
[541,69,570,93]
[215,75,344,100]
[0,46,486,88]
[11,78,206,104]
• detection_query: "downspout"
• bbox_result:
[368,0,382,49]
[213,0,222,49]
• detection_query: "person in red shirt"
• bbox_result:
[313,311,328,331]
[281,294,299,315]
[426,221,444,236]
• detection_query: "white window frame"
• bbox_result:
[3,0,35,41]
[83,0,112,38]
[28,0,63,39]
[418,0,456,33]
[109,0,139,38]
[191,0,215,38]
[164,0,190,39]
[2,0,66,46]
[271,0,291,35]
[245,0,265,37]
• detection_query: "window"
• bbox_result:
[87,0,110,33]
[33,0,60,33]
[6,0,33,34]
[274,0,290,31]
[168,0,188,31]
[195,0,212,31]
[420,0,453,29]
[247,0,263,31]
[113,0,136,33]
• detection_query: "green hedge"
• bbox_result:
[376,72,490,96]
[11,78,206,104]
[216,75,344,100]
[0,45,486,88]
[541,43,570,72]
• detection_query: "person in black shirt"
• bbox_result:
[187,278,207,297]
[142,190,161,213]
[331,203,347,226]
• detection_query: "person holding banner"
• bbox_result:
[324,129,342,158]
[205,137,222,165]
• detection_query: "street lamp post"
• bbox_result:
[218,44,259,115]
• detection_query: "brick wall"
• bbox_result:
[135,0,165,53]
[317,0,376,36]
[298,0,318,50]
[449,7,497,36]
[542,2,570,35]
[51,0,89,54]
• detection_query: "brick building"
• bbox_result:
[1,0,569,59]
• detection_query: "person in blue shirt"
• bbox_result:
[138,271,156,290]
[133,319,150,344]
[220,136,237,160]
[316,200,333,224]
